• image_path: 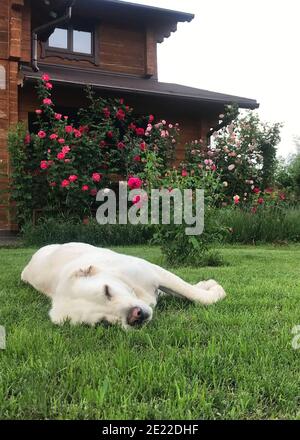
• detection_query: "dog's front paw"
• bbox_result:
[196,279,219,290]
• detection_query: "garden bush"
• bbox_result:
[22,217,155,247]
[218,207,300,243]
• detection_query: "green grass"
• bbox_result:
[0,245,300,420]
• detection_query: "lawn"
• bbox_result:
[0,245,299,420]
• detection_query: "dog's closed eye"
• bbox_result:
[104,285,112,300]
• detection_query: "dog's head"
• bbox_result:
[68,265,153,329]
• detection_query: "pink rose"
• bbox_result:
[90,189,97,196]
[65,125,73,134]
[106,131,113,138]
[73,129,81,138]
[61,179,70,188]
[57,152,66,160]
[40,160,48,170]
[62,145,70,154]
[233,195,240,205]
[117,142,125,149]
[82,185,89,191]
[49,182,56,187]
[69,175,78,182]
[43,98,52,105]
[38,130,46,139]
[132,195,141,205]
[54,113,62,120]
[128,177,142,189]
[49,133,58,140]
[41,74,50,82]
[45,82,52,90]
[182,170,188,177]
[58,138,65,144]
[149,114,154,123]
[92,172,102,183]
[35,109,42,115]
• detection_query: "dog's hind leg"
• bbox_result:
[155,266,226,305]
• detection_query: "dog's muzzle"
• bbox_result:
[127,307,150,327]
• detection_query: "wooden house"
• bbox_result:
[0,0,258,231]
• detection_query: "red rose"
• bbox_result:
[128,177,142,189]
[140,142,146,151]
[43,98,52,105]
[73,129,82,138]
[65,125,73,134]
[117,142,125,149]
[279,193,286,201]
[24,133,31,145]
[100,140,106,148]
[38,130,46,139]
[116,109,126,120]
[103,107,110,118]
[92,172,102,183]
[61,179,70,188]
[107,131,113,138]
[133,155,141,162]
[149,115,154,123]
[253,187,260,194]
[129,123,136,131]
[258,197,264,204]
[57,152,66,160]
[132,195,141,205]
[90,189,97,196]
[135,127,145,136]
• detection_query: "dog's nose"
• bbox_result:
[127,307,149,327]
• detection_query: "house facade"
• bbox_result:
[0,0,258,232]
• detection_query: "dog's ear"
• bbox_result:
[73,265,99,278]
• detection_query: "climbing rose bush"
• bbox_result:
[10,75,178,222]
[181,107,282,207]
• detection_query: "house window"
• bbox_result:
[42,24,98,64]
[48,28,68,50]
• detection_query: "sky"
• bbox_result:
[122,0,300,157]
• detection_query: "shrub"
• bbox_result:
[181,107,282,207]
[218,207,300,243]
[9,76,178,224]
[22,217,154,247]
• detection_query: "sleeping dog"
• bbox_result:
[21,242,226,329]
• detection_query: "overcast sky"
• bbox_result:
[122,0,300,157]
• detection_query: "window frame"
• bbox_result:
[41,23,99,65]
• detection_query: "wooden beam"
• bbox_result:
[144,29,157,79]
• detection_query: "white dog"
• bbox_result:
[21,243,226,329]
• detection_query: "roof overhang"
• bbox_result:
[31,0,195,43]
[21,64,259,110]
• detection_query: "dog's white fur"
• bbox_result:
[21,242,226,329]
